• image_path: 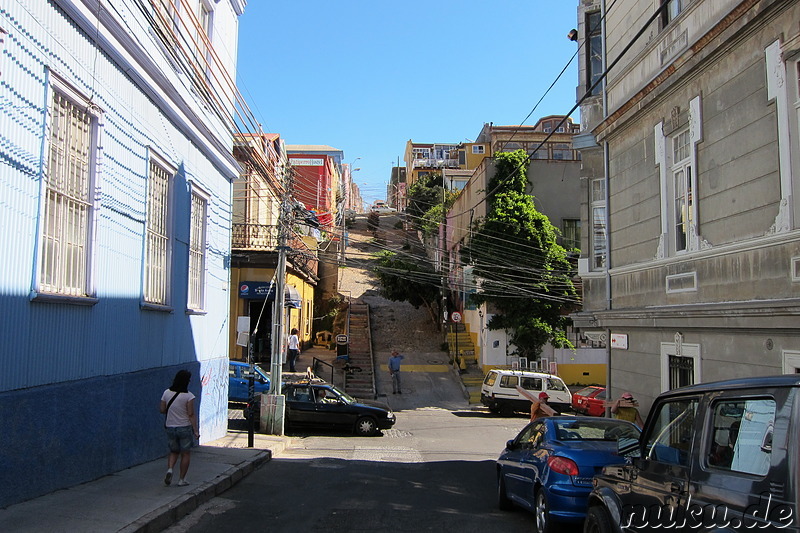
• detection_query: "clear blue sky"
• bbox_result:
[236,1,581,206]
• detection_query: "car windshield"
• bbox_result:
[554,419,640,441]
[315,385,356,404]
[575,386,599,397]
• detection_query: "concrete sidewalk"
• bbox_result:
[0,347,340,533]
[0,431,288,533]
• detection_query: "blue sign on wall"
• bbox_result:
[239,281,275,299]
[239,281,302,308]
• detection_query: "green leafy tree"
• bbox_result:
[406,172,445,232]
[406,171,458,236]
[373,250,442,329]
[461,150,577,359]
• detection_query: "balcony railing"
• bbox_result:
[232,223,318,278]
[232,223,278,249]
[412,158,460,169]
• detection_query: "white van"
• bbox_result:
[480,369,571,416]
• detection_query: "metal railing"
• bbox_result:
[232,223,318,277]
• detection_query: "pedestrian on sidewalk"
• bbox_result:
[160,370,200,487]
[287,328,300,372]
[611,392,644,428]
[389,350,404,394]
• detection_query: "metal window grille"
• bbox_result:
[40,91,93,296]
[668,355,694,389]
[188,191,207,309]
[144,161,171,304]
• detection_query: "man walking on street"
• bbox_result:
[389,350,404,394]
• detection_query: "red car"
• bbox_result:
[571,386,607,417]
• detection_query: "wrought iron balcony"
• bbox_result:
[232,223,318,278]
[232,223,278,250]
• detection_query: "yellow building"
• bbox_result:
[229,134,318,363]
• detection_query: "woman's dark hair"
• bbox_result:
[291,328,298,335]
[170,370,191,393]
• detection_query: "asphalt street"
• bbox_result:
[165,365,584,533]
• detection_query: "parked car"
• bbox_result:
[585,374,800,533]
[497,416,640,533]
[283,381,396,436]
[370,201,396,214]
[572,386,607,417]
[481,369,572,415]
[228,361,271,404]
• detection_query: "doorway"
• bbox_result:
[248,299,273,364]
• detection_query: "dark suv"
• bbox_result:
[585,375,800,532]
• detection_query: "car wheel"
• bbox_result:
[499,404,514,417]
[355,416,377,436]
[534,487,555,533]
[584,505,613,533]
[497,474,513,511]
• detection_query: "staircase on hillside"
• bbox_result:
[343,300,376,399]
[447,323,484,404]
[447,323,477,366]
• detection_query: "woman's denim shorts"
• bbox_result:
[166,426,194,452]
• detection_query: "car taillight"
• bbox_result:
[548,456,579,476]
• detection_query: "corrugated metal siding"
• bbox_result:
[1,0,237,507]
[1,0,234,389]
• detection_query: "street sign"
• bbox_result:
[452,312,462,323]
[336,334,348,344]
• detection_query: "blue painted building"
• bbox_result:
[0,0,246,507]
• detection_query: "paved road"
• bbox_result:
[166,363,587,533]
[166,408,548,533]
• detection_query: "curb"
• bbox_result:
[119,448,275,533]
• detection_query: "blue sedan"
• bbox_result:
[496,416,640,533]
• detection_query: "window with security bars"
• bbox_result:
[188,190,207,310]
[144,160,172,305]
[668,355,694,389]
[40,89,95,296]
[196,1,213,78]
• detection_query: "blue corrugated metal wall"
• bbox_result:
[0,1,234,507]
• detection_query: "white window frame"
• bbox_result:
[783,350,800,374]
[660,338,700,392]
[187,185,209,312]
[766,41,797,232]
[655,97,704,258]
[35,76,102,301]
[143,151,175,307]
[661,0,687,27]
[590,178,607,270]
[671,128,693,253]
[471,145,485,155]
[197,0,214,78]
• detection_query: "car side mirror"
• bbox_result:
[506,439,517,450]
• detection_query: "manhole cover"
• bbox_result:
[427,359,445,365]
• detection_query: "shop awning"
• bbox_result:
[239,281,302,308]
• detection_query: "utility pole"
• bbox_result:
[263,168,292,435]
